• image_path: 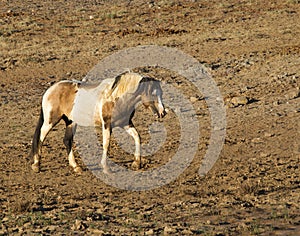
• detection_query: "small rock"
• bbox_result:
[145,229,154,235]
[215,232,225,236]
[23,222,31,228]
[164,226,176,234]
[264,132,274,137]
[190,96,198,103]
[231,96,248,107]
[260,152,270,158]
[46,225,56,231]
[182,229,193,234]
[251,137,262,143]
[2,217,9,222]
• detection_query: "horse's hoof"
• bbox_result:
[131,161,141,170]
[31,164,40,173]
[74,166,83,174]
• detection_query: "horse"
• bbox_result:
[29,72,166,174]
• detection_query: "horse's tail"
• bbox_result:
[29,108,44,158]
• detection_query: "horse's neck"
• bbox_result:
[115,93,141,110]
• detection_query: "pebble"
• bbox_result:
[260,152,270,158]
[264,132,274,137]
[2,217,9,222]
[231,96,248,107]
[251,137,262,143]
[46,225,56,231]
[23,222,31,228]
[145,229,154,235]
[164,226,176,234]
[190,96,198,103]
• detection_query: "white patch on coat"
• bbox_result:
[71,79,114,126]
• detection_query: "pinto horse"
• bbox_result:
[30,72,166,174]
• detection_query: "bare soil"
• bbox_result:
[0,0,299,235]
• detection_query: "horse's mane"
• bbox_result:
[108,72,145,98]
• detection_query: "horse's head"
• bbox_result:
[139,77,167,119]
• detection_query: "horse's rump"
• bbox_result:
[42,81,78,125]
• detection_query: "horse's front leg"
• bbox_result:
[101,125,112,174]
[125,125,141,170]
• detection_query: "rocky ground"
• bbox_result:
[0,0,299,235]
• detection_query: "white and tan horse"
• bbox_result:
[30,72,166,174]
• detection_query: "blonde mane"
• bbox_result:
[108,72,144,99]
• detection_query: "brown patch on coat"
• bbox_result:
[46,81,78,125]
[102,101,114,129]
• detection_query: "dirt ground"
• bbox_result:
[0,0,300,235]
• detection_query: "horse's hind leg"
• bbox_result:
[63,121,82,173]
[31,111,53,172]
[125,125,141,170]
